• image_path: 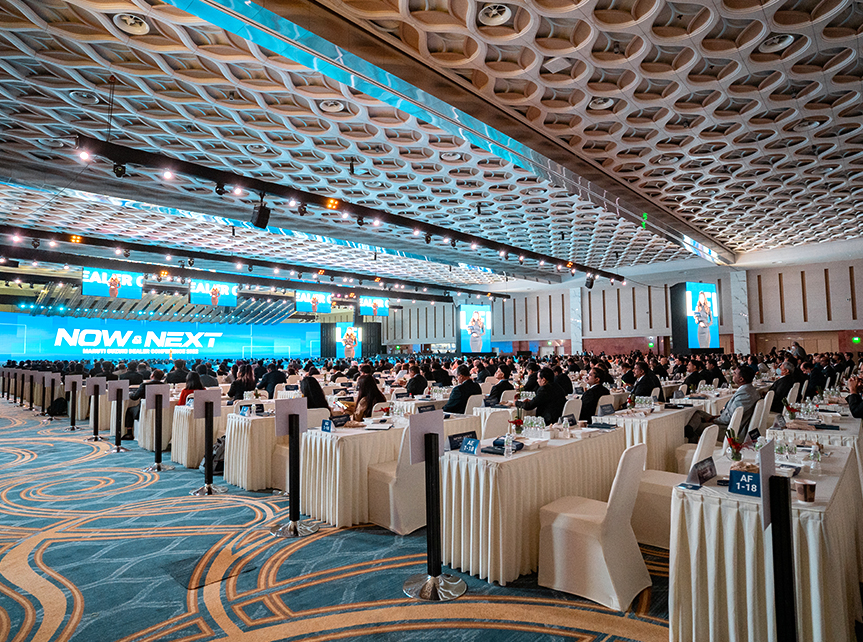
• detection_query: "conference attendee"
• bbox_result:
[620,362,636,386]
[122,369,166,439]
[801,361,825,398]
[226,364,256,403]
[704,359,727,386]
[522,363,540,392]
[685,365,760,442]
[225,363,238,383]
[165,359,189,384]
[845,376,863,419]
[553,365,573,396]
[520,367,566,425]
[119,361,144,385]
[768,362,796,412]
[256,362,287,399]
[486,365,514,405]
[178,372,205,406]
[630,361,664,401]
[300,376,331,415]
[352,374,386,421]
[431,361,452,386]
[579,368,610,421]
[653,356,670,380]
[791,341,807,360]
[195,364,219,388]
[683,360,703,394]
[405,366,428,397]
[442,365,482,414]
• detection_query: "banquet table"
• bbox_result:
[88,393,111,433]
[441,429,627,586]
[171,404,231,468]
[472,405,535,436]
[670,445,863,642]
[679,389,735,415]
[592,406,694,471]
[223,413,275,491]
[301,415,481,528]
[108,399,136,436]
[768,414,863,486]
[134,398,178,452]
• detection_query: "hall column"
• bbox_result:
[569,287,583,353]
[729,270,751,354]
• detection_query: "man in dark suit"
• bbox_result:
[486,365,514,405]
[405,366,428,397]
[196,364,219,388]
[683,360,703,394]
[553,365,573,396]
[704,360,727,386]
[119,361,144,386]
[431,362,453,386]
[256,363,287,399]
[579,368,610,421]
[122,369,165,438]
[846,376,863,418]
[620,362,636,387]
[631,361,664,401]
[442,365,482,414]
[165,359,189,384]
[522,363,540,392]
[801,360,825,398]
[521,367,567,425]
[768,362,796,412]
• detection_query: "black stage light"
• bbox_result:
[424,233,432,244]
[31,239,39,249]
[123,249,131,258]
[585,275,595,290]
[298,203,307,216]
[113,163,126,178]
[251,194,271,229]
[357,216,364,226]
[187,258,194,266]
[214,182,227,196]
[451,238,457,248]
[248,265,254,273]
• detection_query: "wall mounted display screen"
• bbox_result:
[296,290,332,314]
[189,279,238,307]
[459,304,491,353]
[0,312,321,360]
[81,269,144,299]
[335,322,361,360]
[359,296,388,317]
[685,282,720,349]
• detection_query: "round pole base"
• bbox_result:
[269,520,319,538]
[85,435,107,442]
[189,484,228,496]
[272,490,289,497]
[107,445,131,453]
[403,574,467,602]
[142,463,175,473]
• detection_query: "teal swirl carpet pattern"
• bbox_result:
[0,404,670,641]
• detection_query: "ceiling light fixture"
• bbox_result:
[162,170,173,180]
[214,182,227,196]
[758,34,794,53]
[113,163,126,178]
[588,97,615,110]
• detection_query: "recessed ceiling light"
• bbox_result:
[112,13,150,35]
[40,139,67,149]
[319,100,345,113]
[758,34,794,53]
[69,90,98,105]
[246,143,270,155]
[588,97,615,110]
[441,152,461,161]
[478,3,512,26]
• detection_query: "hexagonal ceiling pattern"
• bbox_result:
[0,0,693,283]
[309,0,863,252]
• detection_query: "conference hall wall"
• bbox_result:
[0,312,322,361]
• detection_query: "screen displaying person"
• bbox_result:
[467,311,485,352]
[342,327,357,359]
[693,291,714,349]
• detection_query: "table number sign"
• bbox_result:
[447,431,478,451]
[332,414,350,427]
[574,387,584,395]
[729,469,761,497]
[395,392,410,398]
[417,404,437,413]
[598,404,615,416]
[561,413,577,426]
[459,438,480,455]
[321,419,333,433]
[682,457,716,488]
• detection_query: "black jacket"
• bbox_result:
[768,375,795,412]
[257,370,287,399]
[405,375,428,397]
[442,379,482,414]
[631,374,664,401]
[432,368,453,386]
[521,381,567,425]
[119,371,144,385]
[580,383,610,420]
[487,379,514,405]
[847,393,863,419]
[522,374,539,393]
[554,373,573,396]
[165,368,189,384]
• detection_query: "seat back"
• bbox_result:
[371,401,390,417]
[712,378,720,388]
[480,381,494,394]
[273,383,286,396]
[483,410,511,440]
[799,380,808,400]
[605,443,647,528]
[649,387,660,399]
[307,408,330,428]
[787,382,800,405]
[724,406,744,443]
[747,399,765,437]
[562,398,582,420]
[596,394,614,414]
[500,389,517,403]
[679,384,688,395]
[464,393,484,416]
[286,375,300,384]
[760,390,775,431]
[690,424,720,470]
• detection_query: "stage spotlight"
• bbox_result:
[251,194,271,229]
[298,203,307,216]
[585,275,595,290]
[424,232,432,244]
[187,258,194,266]
[450,238,457,248]
[123,249,131,258]
[31,239,40,249]
[247,265,253,273]
[214,182,227,196]
[357,216,365,226]
[113,163,126,178]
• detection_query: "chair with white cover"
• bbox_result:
[596,394,614,413]
[799,380,808,401]
[678,384,688,395]
[307,408,331,428]
[712,378,720,388]
[787,382,800,405]
[632,425,719,549]
[649,387,660,399]
[286,375,300,385]
[562,398,582,420]
[761,390,776,432]
[367,422,426,535]
[480,380,494,394]
[747,398,765,438]
[482,410,511,440]
[500,389,517,403]
[371,401,390,418]
[676,406,743,474]
[272,383,286,398]
[538,443,651,610]
[463,393,484,416]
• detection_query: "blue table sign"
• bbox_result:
[459,437,480,455]
[321,419,333,433]
[729,470,761,497]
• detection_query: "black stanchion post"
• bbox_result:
[154,392,163,465]
[68,381,78,431]
[85,383,106,442]
[143,385,174,473]
[19,372,26,406]
[204,401,214,488]
[2,370,6,400]
[190,390,226,495]
[770,475,798,642]
[40,376,48,416]
[28,373,34,412]
[12,371,18,404]
[108,383,130,454]
[48,377,56,420]
[269,403,318,538]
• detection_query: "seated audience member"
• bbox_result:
[256,362,287,399]
[226,364,256,403]
[520,367,567,425]
[122,369,165,439]
[579,368,610,421]
[486,365,515,405]
[442,365,482,414]
[352,374,386,421]
[685,365,760,443]
[300,376,332,416]
[178,371,205,406]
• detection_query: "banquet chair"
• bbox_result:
[482,410,511,440]
[480,380,494,394]
[307,408,330,428]
[596,394,614,413]
[272,383,286,397]
[649,387,660,400]
[712,378,720,388]
[787,382,800,405]
[761,390,776,433]
[367,422,425,535]
[286,375,300,385]
[464,394,484,416]
[632,425,719,549]
[676,406,742,474]
[537,444,651,610]
[562,398,582,420]
[500,390,517,403]
[747,399,765,438]
[678,384,688,395]
[799,380,808,401]
[371,401,390,418]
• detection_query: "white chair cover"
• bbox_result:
[788,382,800,405]
[748,398,765,437]
[500,389,517,403]
[760,390,775,432]
[463,394,484,416]
[562,398,582,420]
[482,410,510,440]
[367,422,426,535]
[307,408,330,428]
[371,401,389,417]
[480,381,494,394]
[596,394,614,412]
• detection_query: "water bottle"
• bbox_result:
[504,432,513,458]
[561,416,570,439]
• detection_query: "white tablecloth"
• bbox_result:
[108,399,135,436]
[88,393,111,433]
[441,429,627,585]
[670,446,863,642]
[391,398,448,415]
[684,390,735,415]
[171,404,230,468]
[224,414,276,491]
[594,407,694,471]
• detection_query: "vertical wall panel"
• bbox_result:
[664,285,670,328]
[588,292,593,332]
[647,285,653,329]
[778,272,785,324]
[617,289,622,330]
[631,287,637,330]
[602,290,607,331]
[851,267,857,321]
[757,275,764,324]
[825,268,832,321]
[561,293,566,333]
[801,271,808,323]
[717,278,724,327]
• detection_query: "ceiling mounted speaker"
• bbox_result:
[758,34,794,53]
[69,90,98,105]
[113,14,150,35]
[588,97,615,110]
[319,100,345,113]
[478,4,512,26]
[246,143,271,155]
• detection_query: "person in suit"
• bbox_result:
[122,369,166,438]
[579,368,611,420]
[165,360,189,384]
[442,365,482,414]
[256,363,287,399]
[800,360,825,398]
[119,361,144,386]
[768,362,796,412]
[683,360,703,394]
[685,365,761,442]
[486,365,515,405]
[522,363,540,392]
[703,360,727,386]
[846,376,863,418]
[520,367,567,425]
[405,366,428,397]
[195,364,219,388]
[553,365,573,396]
[630,361,665,401]
[620,362,636,387]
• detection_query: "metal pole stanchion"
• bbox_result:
[108,387,129,454]
[47,378,57,421]
[40,376,48,416]
[190,400,227,495]
[19,373,26,407]
[28,374,35,412]
[403,432,467,601]
[770,475,798,642]
[269,414,319,538]
[67,381,78,431]
[85,385,106,442]
[12,371,18,404]
[143,391,173,472]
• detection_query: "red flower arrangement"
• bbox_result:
[724,428,745,461]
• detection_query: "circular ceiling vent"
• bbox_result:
[113,14,150,35]
[478,4,512,26]
[246,143,271,155]
[758,34,794,53]
[319,100,345,113]
[39,138,67,148]
[792,119,819,132]
[588,97,615,110]
[69,90,98,105]
[440,152,462,161]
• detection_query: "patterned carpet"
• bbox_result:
[0,402,670,642]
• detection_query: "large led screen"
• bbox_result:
[189,279,238,307]
[459,304,491,353]
[296,290,332,314]
[0,312,321,360]
[359,296,388,317]
[685,282,720,349]
[335,322,362,360]
[81,269,144,299]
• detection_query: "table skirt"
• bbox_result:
[172,405,230,468]
[224,414,276,491]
